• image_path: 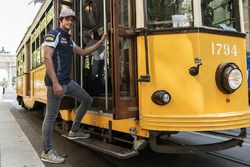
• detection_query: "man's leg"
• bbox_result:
[42,86,63,152]
[92,59,99,77]
[98,60,105,77]
[65,80,93,132]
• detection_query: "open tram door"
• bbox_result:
[111,0,138,119]
[78,0,138,119]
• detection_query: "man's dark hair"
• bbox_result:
[58,17,64,22]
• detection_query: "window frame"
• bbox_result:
[113,0,138,119]
[199,0,242,32]
[146,0,195,30]
[140,0,244,33]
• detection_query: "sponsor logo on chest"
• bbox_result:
[61,37,68,44]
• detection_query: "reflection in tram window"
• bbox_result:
[60,2,71,11]
[119,0,132,27]
[147,0,193,29]
[201,0,240,31]
[119,37,136,97]
[83,0,99,30]
[82,0,110,37]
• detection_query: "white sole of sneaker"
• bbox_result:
[41,158,65,164]
[67,136,90,140]
[62,134,90,140]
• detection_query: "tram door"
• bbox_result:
[78,0,138,119]
[79,0,113,112]
[112,0,138,119]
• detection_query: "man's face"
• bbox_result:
[60,16,75,31]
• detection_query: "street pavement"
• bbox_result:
[0,88,44,167]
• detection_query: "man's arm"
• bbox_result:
[73,33,106,56]
[44,45,63,96]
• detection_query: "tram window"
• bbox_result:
[32,52,37,68]
[82,0,99,30]
[47,20,53,32]
[61,5,70,11]
[32,42,35,53]
[17,51,24,75]
[36,36,39,50]
[41,29,45,44]
[34,36,40,67]
[36,49,41,66]
[60,0,73,7]
[119,37,136,97]
[119,0,132,27]
[147,0,193,29]
[21,53,24,74]
[60,0,73,10]
[40,29,45,63]
[82,0,110,33]
[41,46,44,63]
[201,0,240,31]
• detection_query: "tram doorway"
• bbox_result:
[78,0,138,119]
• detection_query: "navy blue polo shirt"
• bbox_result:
[44,28,76,86]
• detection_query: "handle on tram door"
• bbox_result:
[138,27,150,83]
[139,1,151,83]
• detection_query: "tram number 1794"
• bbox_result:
[211,42,238,57]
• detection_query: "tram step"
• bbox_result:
[62,134,138,159]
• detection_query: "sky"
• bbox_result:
[0,0,42,54]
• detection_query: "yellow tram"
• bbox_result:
[16,0,250,158]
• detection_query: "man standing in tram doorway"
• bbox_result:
[41,8,106,164]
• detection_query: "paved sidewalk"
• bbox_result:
[0,98,44,167]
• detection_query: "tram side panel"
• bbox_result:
[32,65,47,104]
[16,76,23,97]
[16,74,29,103]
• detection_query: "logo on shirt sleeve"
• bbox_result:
[45,34,56,42]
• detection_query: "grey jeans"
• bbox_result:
[42,80,93,152]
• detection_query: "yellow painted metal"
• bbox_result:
[137,32,250,131]
[32,65,47,103]
[20,65,47,108]
[59,110,149,138]
[23,97,36,109]
[27,62,149,137]
[16,74,36,108]
[16,76,24,96]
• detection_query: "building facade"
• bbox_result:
[0,47,16,88]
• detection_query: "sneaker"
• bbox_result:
[68,130,90,139]
[41,149,65,164]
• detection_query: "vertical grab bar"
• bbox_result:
[103,0,109,111]
[80,0,83,88]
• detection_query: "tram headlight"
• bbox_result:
[151,90,171,105]
[216,63,243,94]
[228,69,242,90]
